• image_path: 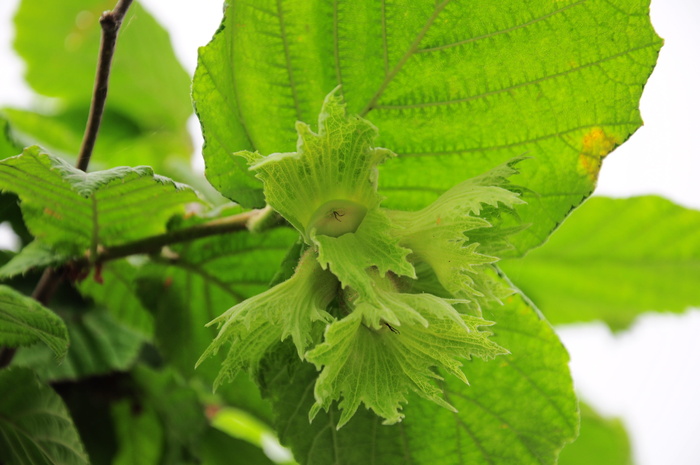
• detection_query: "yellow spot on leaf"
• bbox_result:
[577,127,620,182]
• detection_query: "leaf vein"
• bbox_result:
[276,0,302,121]
[416,0,589,54]
[376,41,660,110]
[359,0,453,116]
[395,121,639,157]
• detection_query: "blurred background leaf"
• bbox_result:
[5,0,193,174]
[13,309,145,381]
[501,196,700,330]
[559,401,633,465]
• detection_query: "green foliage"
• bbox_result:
[238,89,393,237]
[0,284,68,358]
[0,367,89,465]
[501,196,700,330]
[193,0,661,255]
[14,0,190,129]
[2,107,192,175]
[0,147,201,260]
[203,94,526,428]
[261,293,578,465]
[0,119,31,246]
[130,365,209,463]
[13,310,145,381]
[306,300,507,428]
[8,0,193,172]
[135,223,298,380]
[0,241,70,278]
[0,0,669,463]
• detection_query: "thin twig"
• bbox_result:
[0,0,136,369]
[85,209,276,266]
[76,0,134,171]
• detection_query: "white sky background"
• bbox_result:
[1,1,699,464]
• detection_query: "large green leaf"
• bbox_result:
[0,147,201,259]
[0,367,89,465]
[559,402,632,465]
[193,0,661,254]
[13,0,191,132]
[0,284,68,359]
[260,292,578,465]
[501,196,700,330]
[13,310,144,381]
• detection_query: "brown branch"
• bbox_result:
[89,209,273,265]
[76,0,134,172]
[0,209,280,369]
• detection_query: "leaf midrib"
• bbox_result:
[359,0,453,116]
